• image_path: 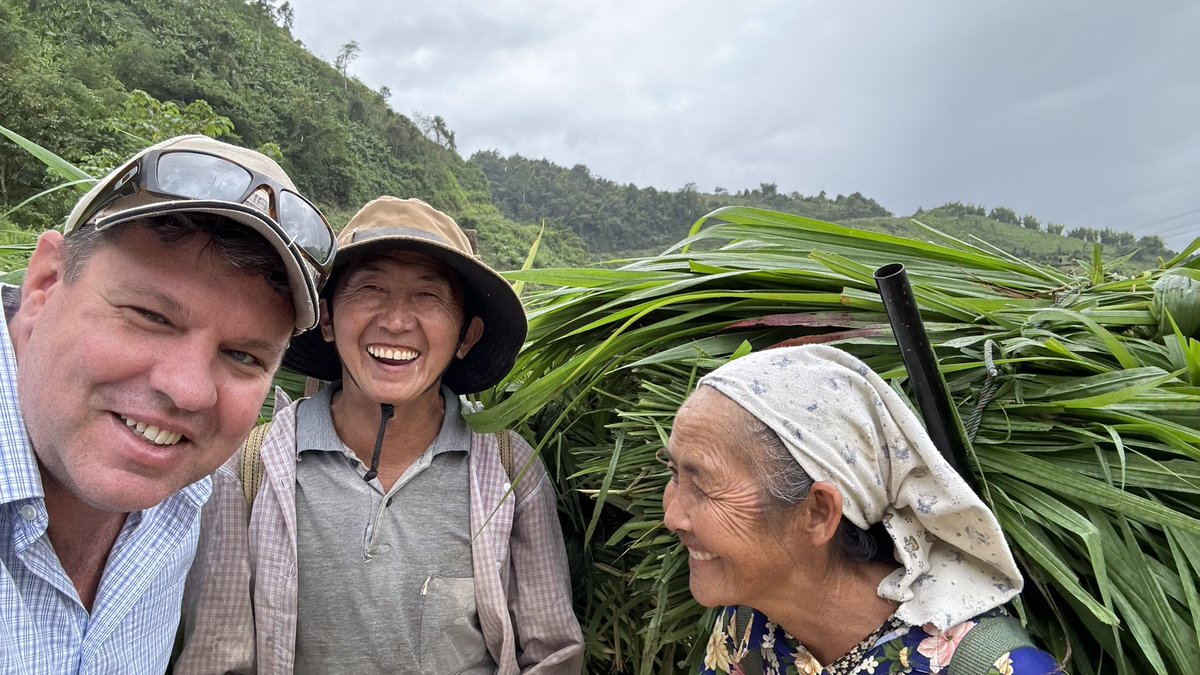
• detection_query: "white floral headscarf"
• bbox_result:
[698,343,1022,629]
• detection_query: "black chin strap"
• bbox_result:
[362,403,395,482]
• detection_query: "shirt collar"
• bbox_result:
[297,382,470,458]
[0,284,44,505]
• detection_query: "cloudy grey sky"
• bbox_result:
[284,1,1200,251]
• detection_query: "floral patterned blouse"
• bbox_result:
[699,606,1063,675]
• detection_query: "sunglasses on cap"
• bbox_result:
[71,148,336,279]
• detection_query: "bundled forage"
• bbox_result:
[474,206,1200,675]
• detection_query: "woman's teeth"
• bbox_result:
[368,346,417,361]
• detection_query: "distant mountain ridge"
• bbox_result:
[472,151,1173,265]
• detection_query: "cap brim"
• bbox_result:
[93,200,319,333]
[282,235,527,394]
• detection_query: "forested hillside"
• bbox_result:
[472,150,891,257]
[473,151,1175,266]
[0,0,587,268]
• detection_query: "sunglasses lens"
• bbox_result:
[279,190,334,266]
[157,152,253,202]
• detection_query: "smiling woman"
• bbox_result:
[664,345,1064,675]
[177,196,583,674]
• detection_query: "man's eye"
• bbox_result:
[225,350,260,368]
[133,307,169,324]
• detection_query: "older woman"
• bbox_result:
[664,344,1062,675]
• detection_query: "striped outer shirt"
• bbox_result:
[0,284,210,674]
[176,392,584,674]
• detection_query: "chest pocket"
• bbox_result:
[419,575,489,674]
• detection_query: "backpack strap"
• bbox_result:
[733,606,764,674]
[497,429,515,482]
[949,615,1035,675]
[239,421,272,510]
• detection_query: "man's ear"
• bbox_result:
[8,231,68,352]
[19,230,68,317]
[318,297,334,342]
[456,316,484,359]
[800,481,845,548]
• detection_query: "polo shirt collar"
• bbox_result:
[297,382,470,459]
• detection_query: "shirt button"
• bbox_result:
[501,482,511,494]
[20,505,37,521]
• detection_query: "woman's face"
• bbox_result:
[663,387,811,609]
[321,252,482,408]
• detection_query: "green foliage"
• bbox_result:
[475,207,1200,674]
[0,214,37,277]
[475,153,1160,270]
[77,90,236,176]
[989,205,1020,224]
[473,151,893,259]
[918,204,1172,268]
[0,0,579,269]
[473,151,704,257]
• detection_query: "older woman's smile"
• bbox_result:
[687,547,717,561]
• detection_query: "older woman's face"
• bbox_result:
[663,387,808,609]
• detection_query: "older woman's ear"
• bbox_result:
[800,482,844,548]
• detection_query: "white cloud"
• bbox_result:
[287,0,1200,250]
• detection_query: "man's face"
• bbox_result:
[321,251,483,407]
[13,226,294,513]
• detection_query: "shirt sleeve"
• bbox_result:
[174,452,257,674]
[506,434,585,674]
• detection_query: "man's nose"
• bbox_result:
[149,338,219,412]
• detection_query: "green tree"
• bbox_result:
[75,90,235,175]
[275,1,294,32]
[335,39,359,80]
[989,206,1020,224]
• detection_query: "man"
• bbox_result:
[177,197,583,673]
[0,135,335,673]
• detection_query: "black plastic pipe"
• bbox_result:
[873,263,974,484]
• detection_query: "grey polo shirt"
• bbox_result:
[292,384,496,674]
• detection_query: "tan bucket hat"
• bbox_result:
[281,196,527,394]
